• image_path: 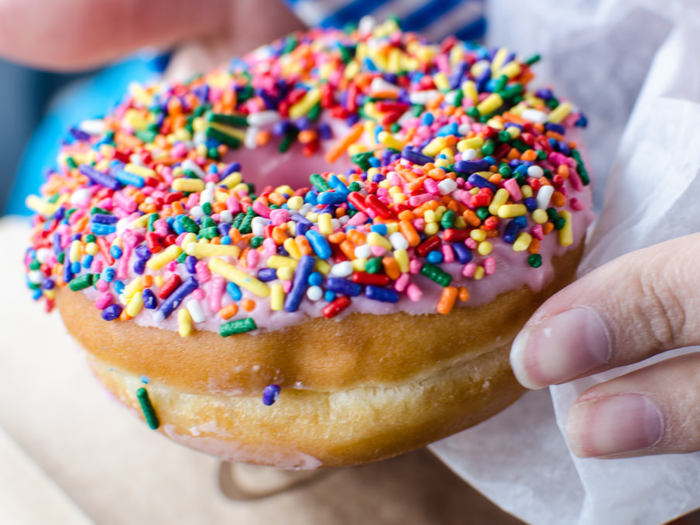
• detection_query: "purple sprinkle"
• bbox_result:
[78,165,121,191]
[102,304,123,321]
[262,385,281,406]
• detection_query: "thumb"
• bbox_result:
[510,233,700,389]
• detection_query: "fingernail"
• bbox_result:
[567,394,662,457]
[510,308,610,389]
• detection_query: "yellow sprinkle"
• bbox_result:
[559,210,573,247]
[207,122,246,141]
[43,289,56,300]
[424,222,439,235]
[532,209,548,224]
[85,243,98,256]
[394,249,409,273]
[126,291,144,317]
[315,258,331,275]
[154,275,165,287]
[498,204,528,218]
[283,238,301,260]
[488,188,510,216]
[422,137,447,157]
[125,163,156,178]
[424,210,436,223]
[378,131,406,151]
[521,185,534,199]
[69,240,82,264]
[146,245,183,271]
[461,80,479,104]
[209,258,270,297]
[366,232,392,250]
[318,213,333,235]
[547,102,572,124]
[172,178,205,193]
[457,137,484,152]
[287,196,303,210]
[507,126,521,139]
[351,258,367,272]
[289,87,322,119]
[513,232,533,252]
[277,266,294,280]
[180,233,197,251]
[470,229,486,242]
[25,195,58,217]
[185,243,241,259]
[433,72,450,91]
[478,241,493,256]
[477,93,504,115]
[267,256,298,269]
[130,215,150,230]
[474,266,485,280]
[178,308,192,337]
[499,62,522,79]
[123,278,144,301]
[270,284,285,311]
[220,172,242,189]
[454,217,467,228]
[491,48,509,73]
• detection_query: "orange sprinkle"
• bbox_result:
[458,287,470,302]
[528,238,541,254]
[141,275,153,288]
[437,287,458,315]
[507,148,521,160]
[271,227,288,245]
[427,168,446,181]
[298,130,317,144]
[212,201,226,213]
[328,232,346,244]
[339,240,356,260]
[399,220,421,247]
[543,222,555,235]
[521,149,538,162]
[171,202,185,216]
[551,191,567,208]
[256,130,272,146]
[382,257,400,280]
[241,299,256,312]
[325,122,364,163]
[295,235,313,256]
[398,210,415,221]
[219,304,238,320]
[347,229,366,245]
[557,164,570,179]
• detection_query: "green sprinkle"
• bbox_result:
[57,253,65,264]
[85,233,96,243]
[207,112,248,127]
[499,164,512,178]
[147,213,159,232]
[310,173,331,192]
[69,274,93,292]
[177,252,188,264]
[283,36,298,54]
[500,83,523,100]
[553,217,567,231]
[351,152,374,171]
[441,210,456,229]
[571,150,591,186]
[200,227,219,240]
[498,131,512,144]
[420,263,452,287]
[481,139,496,156]
[546,97,560,110]
[136,388,160,430]
[279,129,297,153]
[206,127,241,149]
[493,75,508,92]
[220,317,258,337]
[208,147,220,160]
[250,236,264,248]
[200,216,216,229]
[476,207,490,221]
[308,103,322,121]
[537,150,547,161]
[512,139,529,153]
[339,45,353,64]
[202,202,212,215]
[231,212,245,230]
[467,107,480,119]
[528,254,543,268]
[525,54,541,66]
[365,257,383,274]
[134,130,157,143]
[29,260,40,271]
[348,182,362,192]
[513,173,527,186]
[546,207,559,222]
[179,216,199,234]
[90,206,110,216]
[66,157,78,170]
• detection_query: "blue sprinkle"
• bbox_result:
[524,197,538,212]
[514,216,528,228]
[102,304,122,321]
[503,220,522,244]
[308,272,323,287]
[91,222,116,236]
[370,224,388,235]
[324,290,336,302]
[467,174,497,192]
[82,254,94,269]
[304,192,318,206]
[42,278,55,290]
[110,245,123,260]
[71,261,81,274]
[142,288,157,309]
[114,169,145,188]
[368,157,381,168]
[318,191,346,205]
[172,217,187,235]
[401,146,433,165]
[284,255,315,313]
[262,385,281,406]
[154,276,198,321]
[257,268,278,282]
[32,289,43,301]
[437,123,458,137]
[456,159,491,175]
[114,281,125,295]
[221,235,232,245]
[305,230,331,259]
[226,282,242,301]
[91,213,118,225]
[325,277,362,297]
[365,285,399,303]
[102,267,116,283]
[545,123,566,135]
[427,251,444,264]
[422,113,434,125]
[141,376,150,384]
[452,243,473,264]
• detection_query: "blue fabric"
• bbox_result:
[5,55,165,216]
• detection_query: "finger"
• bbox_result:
[510,233,700,389]
[0,0,229,70]
[566,353,700,458]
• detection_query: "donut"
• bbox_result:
[24,19,594,469]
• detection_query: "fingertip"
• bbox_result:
[510,328,548,390]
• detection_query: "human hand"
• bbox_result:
[0,0,304,71]
[510,234,700,459]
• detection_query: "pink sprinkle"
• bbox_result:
[97,198,113,210]
[442,244,455,263]
[246,249,260,268]
[559,186,569,198]
[91,260,104,274]
[263,238,277,257]
[94,293,113,310]
[347,212,368,226]
[192,289,205,301]
[365,208,378,220]
[113,192,137,213]
[503,179,522,202]
[413,218,425,232]
[370,245,385,257]
[531,224,544,240]
[282,280,293,293]
[204,174,219,184]
[462,263,477,278]
[423,178,440,195]
[141,186,154,196]
[394,273,410,292]
[209,275,225,312]
[454,190,473,208]
[465,238,477,249]
[570,197,584,211]
[161,167,174,185]
[376,187,389,199]
[122,230,139,248]
[185,193,199,209]
[170,143,187,159]
[484,257,497,275]
[408,194,433,207]
[409,259,422,274]
[226,197,241,215]
[270,209,290,225]
[195,260,211,283]
[166,261,178,272]
[95,279,109,293]
[252,200,271,218]
[111,208,129,219]
[117,245,133,279]
[406,284,423,302]
[154,219,169,238]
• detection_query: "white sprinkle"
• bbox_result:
[220,210,233,223]
[36,248,52,264]
[307,286,323,301]
[189,206,204,219]
[28,270,44,284]
[537,185,555,209]
[462,149,478,161]
[182,159,206,179]
[245,127,259,149]
[528,165,544,179]
[521,109,548,124]
[187,300,206,323]
[78,119,106,135]
[409,90,441,105]
[370,77,399,95]
[354,244,372,259]
[358,15,376,35]
[437,178,458,195]
[252,217,268,237]
[331,261,354,277]
[458,123,471,136]
[389,232,409,250]
[247,111,280,127]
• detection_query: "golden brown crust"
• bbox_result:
[57,244,584,396]
[58,243,583,467]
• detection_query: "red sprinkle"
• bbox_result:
[351,272,391,286]
[158,274,182,299]
[322,296,351,318]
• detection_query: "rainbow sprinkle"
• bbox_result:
[24,20,590,337]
